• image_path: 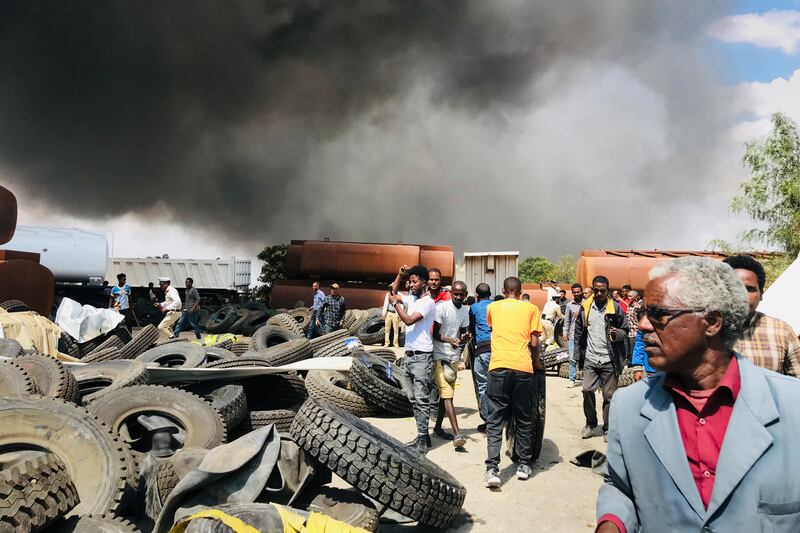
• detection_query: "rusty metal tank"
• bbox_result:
[0,185,17,244]
[270,280,391,310]
[285,240,454,283]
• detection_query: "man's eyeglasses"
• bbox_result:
[636,306,706,327]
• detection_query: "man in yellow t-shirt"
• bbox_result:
[483,276,543,488]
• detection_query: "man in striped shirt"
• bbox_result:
[724,255,800,377]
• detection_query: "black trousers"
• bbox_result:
[485,368,534,470]
[582,360,618,432]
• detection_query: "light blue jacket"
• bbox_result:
[598,354,800,532]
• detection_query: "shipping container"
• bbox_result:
[461,251,519,295]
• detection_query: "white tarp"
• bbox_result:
[759,254,800,334]
[55,297,125,343]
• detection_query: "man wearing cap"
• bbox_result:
[156,277,183,340]
[110,273,133,330]
[317,283,346,335]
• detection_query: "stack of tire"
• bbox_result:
[203,301,277,336]
[355,307,406,347]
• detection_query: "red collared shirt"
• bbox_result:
[433,290,451,303]
[598,356,741,532]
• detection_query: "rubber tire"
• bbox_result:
[186,382,248,430]
[69,360,150,404]
[180,503,286,532]
[200,346,237,366]
[0,360,40,396]
[541,347,568,369]
[135,343,206,368]
[13,354,80,403]
[155,460,180,508]
[617,366,635,388]
[231,408,298,436]
[305,370,382,417]
[0,300,30,313]
[557,362,583,381]
[311,340,350,358]
[266,313,304,336]
[349,352,412,416]
[356,316,385,346]
[0,452,80,532]
[0,339,24,358]
[345,310,369,337]
[291,397,466,528]
[309,329,347,352]
[303,486,379,531]
[242,374,308,411]
[364,348,397,363]
[87,385,227,452]
[256,339,313,366]
[230,342,250,355]
[203,305,240,334]
[239,301,269,314]
[238,311,269,337]
[286,307,311,331]
[0,397,135,517]
[59,514,140,532]
[226,309,255,335]
[249,325,302,352]
[118,325,159,359]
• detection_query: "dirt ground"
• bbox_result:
[334,353,608,532]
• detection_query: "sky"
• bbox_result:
[3,1,800,286]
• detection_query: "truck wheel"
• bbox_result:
[242,374,307,410]
[0,452,80,532]
[118,325,159,359]
[238,311,269,337]
[87,385,226,455]
[345,310,369,336]
[364,348,397,363]
[305,370,382,417]
[135,343,206,368]
[0,360,40,396]
[308,329,347,352]
[70,360,149,404]
[301,486,379,531]
[349,352,411,416]
[230,342,250,355]
[59,514,140,532]
[200,346,237,365]
[0,299,30,312]
[265,313,304,336]
[13,354,79,403]
[291,397,466,529]
[0,397,135,517]
[249,325,301,352]
[231,408,299,436]
[286,308,311,331]
[204,305,240,334]
[311,340,350,358]
[185,382,248,430]
[356,316,386,346]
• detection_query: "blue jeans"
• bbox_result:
[306,310,319,339]
[173,310,203,339]
[568,337,577,381]
[472,351,491,421]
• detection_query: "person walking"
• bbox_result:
[110,273,133,331]
[484,276,543,488]
[156,277,182,340]
[469,283,493,432]
[381,290,401,348]
[597,256,800,533]
[432,281,470,449]
[317,283,346,335]
[574,275,628,440]
[389,265,437,455]
[306,282,326,339]
[723,255,800,377]
[563,283,584,387]
[172,277,203,340]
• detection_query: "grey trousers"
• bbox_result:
[402,351,434,436]
[582,360,618,432]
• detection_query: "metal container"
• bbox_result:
[285,240,454,283]
[0,186,17,245]
[2,226,108,283]
[110,257,251,290]
[0,259,55,316]
[270,279,391,310]
[462,251,519,295]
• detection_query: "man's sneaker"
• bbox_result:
[581,425,598,439]
[433,428,454,441]
[415,434,430,455]
[568,380,576,387]
[484,469,501,488]
[477,423,487,434]
[516,464,532,480]
[453,434,466,449]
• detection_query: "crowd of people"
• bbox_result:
[381,254,800,530]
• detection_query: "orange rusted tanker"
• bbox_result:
[285,240,454,284]
[270,280,391,310]
[577,250,772,291]
[0,186,17,244]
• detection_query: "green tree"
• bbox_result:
[553,255,577,284]
[518,256,557,284]
[732,112,800,256]
[256,244,288,299]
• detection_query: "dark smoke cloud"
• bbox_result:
[0,1,736,256]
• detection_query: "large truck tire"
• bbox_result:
[266,313,304,336]
[69,361,149,404]
[239,312,269,337]
[59,514,140,532]
[349,352,412,416]
[0,397,135,517]
[309,329,348,352]
[256,339,313,367]
[0,360,40,396]
[311,340,350,358]
[13,354,79,403]
[249,325,302,352]
[301,486,379,531]
[305,370,381,417]
[0,452,80,532]
[541,347,568,369]
[356,316,385,346]
[200,346,237,365]
[87,385,226,455]
[617,366,636,388]
[231,408,299,437]
[118,325,159,359]
[204,305,240,334]
[0,300,31,313]
[242,374,307,411]
[557,362,583,380]
[286,308,311,331]
[135,343,206,368]
[291,397,466,529]
[185,382,248,430]
[345,310,369,337]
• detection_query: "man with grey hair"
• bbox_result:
[596,257,800,533]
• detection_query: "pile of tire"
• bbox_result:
[203,301,276,336]
[354,307,406,347]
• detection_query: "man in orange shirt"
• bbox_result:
[484,276,543,488]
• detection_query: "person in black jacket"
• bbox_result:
[574,275,628,440]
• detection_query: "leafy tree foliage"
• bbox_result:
[257,243,288,285]
[518,256,557,284]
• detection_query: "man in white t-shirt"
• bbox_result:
[432,281,470,449]
[389,264,437,455]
